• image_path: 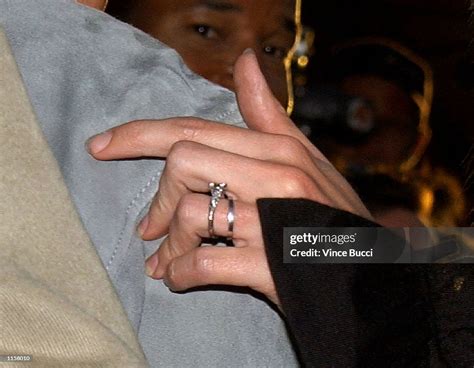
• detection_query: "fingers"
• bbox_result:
[86,118,315,170]
[138,141,320,240]
[233,49,288,131]
[162,246,280,307]
[88,118,248,159]
[140,139,370,240]
[143,191,281,308]
[146,193,262,279]
[233,49,329,162]
[88,118,322,194]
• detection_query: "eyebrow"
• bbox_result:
[196,0,243,12]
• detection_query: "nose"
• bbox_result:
[211,34,261,92]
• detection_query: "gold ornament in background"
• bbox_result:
[284,0,303,115]
[417,165,467,226]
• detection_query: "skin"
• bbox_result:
[88,50,371,309]
[126,0,296,106]
[77,0,106,10]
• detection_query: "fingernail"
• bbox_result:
[145,254,159,277]
[243,48,255,55]
[86,130,112,154]
[137,214,149,238]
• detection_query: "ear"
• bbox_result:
[76,0,107,11]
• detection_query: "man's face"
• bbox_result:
[129,0,296,106]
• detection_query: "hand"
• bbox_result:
[87,49,371,309]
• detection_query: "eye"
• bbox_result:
[263,45,288,60]
[193,25,218,39]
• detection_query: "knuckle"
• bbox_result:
[274,135,308,162]
[167,141,196,170]
[280,167,317,197]
[169,140,195,156]
[175,194,201,224]
[193,248,216,277]
[174,117,207,141]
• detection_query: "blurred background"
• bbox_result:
[299,0,472,169]
[292,0,473,226]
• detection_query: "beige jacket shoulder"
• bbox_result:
[0,29,147,368]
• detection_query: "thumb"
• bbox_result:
[234,49,289,132]
[234,49,326,160]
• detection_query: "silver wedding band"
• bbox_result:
[208,182,227,238]
[227,198,235,237]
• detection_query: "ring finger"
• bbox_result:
[139,140,317,240]
[147,193,262,279]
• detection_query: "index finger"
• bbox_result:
[86,118,318,175]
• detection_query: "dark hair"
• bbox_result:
[106,0,136,22]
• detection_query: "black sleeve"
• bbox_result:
[256,198,433,367]
[423,263,474,367]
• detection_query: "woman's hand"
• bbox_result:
[87,49,371,308]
